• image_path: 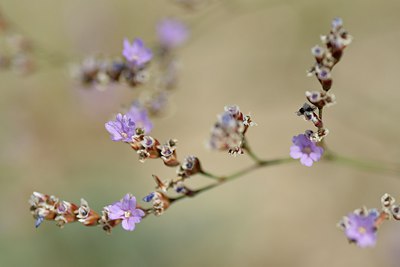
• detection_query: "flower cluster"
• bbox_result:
[338,193,400,248]
[105,110,181,165]
[72,38,152,88]
[29,192,146,233]
[291,18,352,166]
[308,17,353,90]
[72,18,189,122]
[209,105,256,156]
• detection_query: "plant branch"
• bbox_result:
[242,137,264,164]
[170,157,294,205]
[324,151,400,175]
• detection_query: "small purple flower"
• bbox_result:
[122,38,152,67]
[105,113,136,142]
[106,194,145,231]
[344,211,378,248]
[290,134,323,167]
[157,19,188,48]
[126,102,153,134]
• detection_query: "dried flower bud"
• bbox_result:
[311,45,325,63]
[54,201,79,228]
[296,103,323,128]
[391,205,400,220]
[177,155,201,178]
[29,192,58,222]
[305,91,336,109]
[315,66,332,91]
[381,193,396,208]
[296,103,316,116]
[137,149,150,162]
[76,199,100,226]
[141,136,156,148]
[152,192,170,216]
[142,191,170,216]
[132,135,161,162]
[159,139,179,166]
[304,128,329,142]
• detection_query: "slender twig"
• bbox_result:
[199,169,221,180]
[318,107,323,121]
[171,156,294,205]
[242,138,264,164]
[324,151,400,175]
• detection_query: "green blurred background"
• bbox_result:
[1,0,400,266]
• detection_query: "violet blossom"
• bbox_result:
[342,210,379,248]
[106,194,145,231]
[122,38,152,68]
[105,113,136,142]
[126,102,153,134]
[157,19,188,48]
[290,134,323,166]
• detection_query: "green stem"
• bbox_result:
[242,138,264,164]
[324,151,399,174]
[171,157,294,204]
[199,169,221,180]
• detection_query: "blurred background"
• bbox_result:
[1,0,400,266]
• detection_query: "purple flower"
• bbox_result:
[105,113,136,142]
[290,134,323,167]
[106,194,145,231]
[126,102,153,134]
[122,38,152,67]
[157,19,188,48]
[343,211,378,248]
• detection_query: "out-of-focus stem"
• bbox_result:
[324,151,399,175]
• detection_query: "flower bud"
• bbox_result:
[177,155,201,178]
[55,201,79,228]
[75,199,100,226]
[381,193,396,208]
[391,205,400,220]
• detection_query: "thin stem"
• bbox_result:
[199,169,221,180]
[318,107,323,121]
[242,138,264,164]
[317,107,327,150]
[324,151,400,175]
[170,157,294,205]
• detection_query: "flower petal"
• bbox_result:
[300,155,313,167]
[121,194,132,210]
[105,121,123,141]
[121,218,136,231]
[107,204,124,220]
[290,150,303,159]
